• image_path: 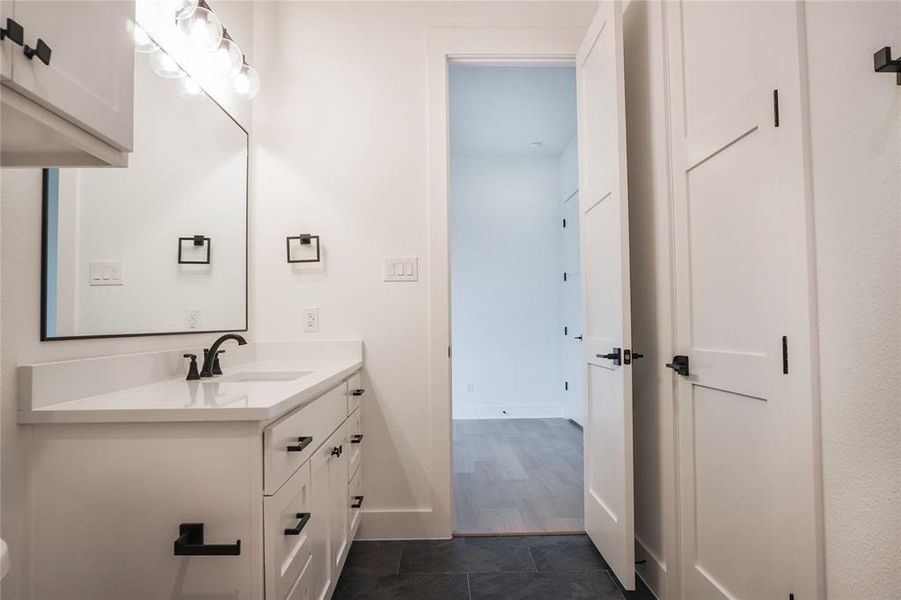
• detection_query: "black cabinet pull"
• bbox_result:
[350,389,365,397]
[23,38,51,65]
[330,445,342,457]
[350,434,363,444]
[287,436,313,453]
[0,17,23,45]
[597,347,622,366]
[665,355,690,376]
[284,512,311,536]
[351,496,364,509]
[173,523,240,556]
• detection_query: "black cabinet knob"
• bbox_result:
[0,17,23,45]
[330,445,342,457]
[23,38,51,65]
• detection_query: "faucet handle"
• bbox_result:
[183,354,201,381]
[212,350,226,376]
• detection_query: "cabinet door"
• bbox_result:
[310,439,334,600]
[0,0,12,81]
[328,423,350,573]
[10,0,134,150]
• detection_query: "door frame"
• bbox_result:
[424,26,584,542]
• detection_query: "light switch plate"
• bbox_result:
[384,257,418,282]
[88,261,124,286]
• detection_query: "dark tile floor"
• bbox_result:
[334,535,655,600]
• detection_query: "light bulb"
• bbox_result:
[153,0,198,20]
[230,62,260,99]
[199,36,242,77]
[177,6,222,51]
[180,77,204,99]
[149,48,185,79]
[133,24,157,53]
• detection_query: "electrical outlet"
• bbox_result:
[466,382,474,393]
[185,309,201,329]
[302,306,319,332]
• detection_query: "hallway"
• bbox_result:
[453,418,583,534]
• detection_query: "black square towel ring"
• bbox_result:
[874,47,901,85]
[287,234,321,264]
[178,235,211,264]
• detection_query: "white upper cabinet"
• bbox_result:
[0,0,134,166]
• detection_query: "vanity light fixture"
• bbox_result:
[154,0,198,21]
[201,29,243,77]
[177,2,223,51]
[179,76,205,99]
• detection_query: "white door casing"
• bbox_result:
[576,0,635,590]
[561,190,584,425]
[665,1,824,598]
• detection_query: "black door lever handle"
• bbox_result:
[597,347,622,366]
[665,355,690,376]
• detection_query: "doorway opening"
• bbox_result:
[449,63,583,535]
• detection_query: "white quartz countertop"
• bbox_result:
[18,358,363,424]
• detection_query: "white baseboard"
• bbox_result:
[452,404,563,420]
[635,535,666,600]
[357,509,451,541]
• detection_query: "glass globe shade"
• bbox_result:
[230,63,260,99]
[179,77,205,99]
[177,6,222,51]
[133,25,157,54]
[149,48,185,79]
[154,0,198,21]
[200,37,242,77]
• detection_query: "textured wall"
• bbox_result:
[805,1,901,597]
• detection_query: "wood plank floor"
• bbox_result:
[453,418,584,535]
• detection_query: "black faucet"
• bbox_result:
[200,333,248,378]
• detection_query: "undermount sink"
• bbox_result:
[218,371,311,383]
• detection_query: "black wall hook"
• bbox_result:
[874,47,901,85]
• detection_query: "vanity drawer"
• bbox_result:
[348,407,363,480]
[264,462,313,600]
[349,466,363,540]
[264,383,346,495]
[346,372,365,415]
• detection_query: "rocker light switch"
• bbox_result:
[89,261,124,286]
[384,257,418,282]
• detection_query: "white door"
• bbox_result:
[576,0,635,590]
[666,1,819,598]
[9,0,134,150]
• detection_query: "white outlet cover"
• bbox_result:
[88,261,124,286]
[302,306,319,332]
[185,309,201,330]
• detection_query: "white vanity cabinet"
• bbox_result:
[26,369,366,600]
[0,0,134,166]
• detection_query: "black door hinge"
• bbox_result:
[773,89,780,127]
[789,594,794,600]
[563,218,567,228]
[782,336,789,374]
[448,346,451,358]
[563,272,568,282]
[565,381,569,391]
[564,326,568,336]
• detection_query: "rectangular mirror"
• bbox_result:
[41,38,248,340]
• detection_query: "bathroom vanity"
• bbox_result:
[18,341,365,600]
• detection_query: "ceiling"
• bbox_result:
[449,64,577,157]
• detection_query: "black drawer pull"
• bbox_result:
[174,523,240,556]
[351,495,364,509]
[0,18,23,45]
[23,38,51,65]
[350,434,363,444]
[287,436,313,452]
[284,512,311,536]
[350,389,365,397]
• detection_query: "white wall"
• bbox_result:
[450,155,563,419]
[805,2,901,596]
[0,4,255,597]
[623,1,677,597]
[250,1,597,538]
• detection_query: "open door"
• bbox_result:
[576,0,634,591]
